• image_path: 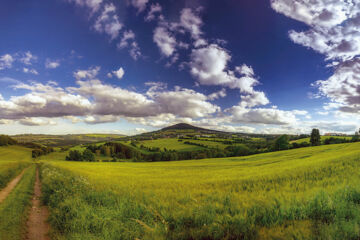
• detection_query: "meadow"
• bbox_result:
[40,141,360,239]
[0,146,32,189]
[292,135,353,144]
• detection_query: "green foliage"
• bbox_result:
[273,135,289,150]
[225,144,251,157]
[66,150,83,161]
[82,149,95,162]
[66,149,97,162]
[0,135,17,146]
[310,128,321,146]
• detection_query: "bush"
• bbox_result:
[82,149,95,162]
[66,150,83,161]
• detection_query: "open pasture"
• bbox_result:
[41,142,360,239]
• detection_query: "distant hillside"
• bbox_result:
[161,123,214,132]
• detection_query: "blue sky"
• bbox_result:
[0,0,358,135]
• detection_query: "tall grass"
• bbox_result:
[41,142,360,239]
[0,165,36,240]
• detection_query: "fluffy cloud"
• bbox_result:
[152,8,203,58]
[0,77,221,125]
[19,51,37,65]
[271,0,360,115]
[74,66,100,80]
[0,82,92,120]
[227,106,298,125]
[94,3,122,40]
[130,0,148,13]
[118,30,135,48]
[153,26,177,57]
[84,115,119,124]
[111,67,125,79]
[23,68,39,75]
[45,59,60,69]
[149,86,220,118]
[19,118,56,126]
[0,54,14,70]
[314,59,360,114]
[75,80,219,118]
[117,31,142,60]
[74,79,158,117]
[190,44,260,93]
[66,0,143,60]
[240,91,270,108]
[145,3,162,22]
[67,0,103,13]
[208,88,226,100]
[179,8,203,41]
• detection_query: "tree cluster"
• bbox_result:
[66,149,95,162]
[0,135,17,146]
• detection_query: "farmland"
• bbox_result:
[40,141,360,239]
[292,135,353,144]
[0,146,32,189]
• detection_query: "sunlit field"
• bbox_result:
[0,146,32,189]
[292,135,353,144]
[41,142,360,239]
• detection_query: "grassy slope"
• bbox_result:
[0,146,32,189]
[292,135,352,143]
[41,142,360,239]
[0,165,36,240]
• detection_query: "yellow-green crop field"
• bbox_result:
[40,142,360,239]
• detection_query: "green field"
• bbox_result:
[139,138,205,151]
[0,146,35,239]
[0,146,32,189]
[40,142,360,239]
[292,135,353,144]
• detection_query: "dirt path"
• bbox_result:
[0,168,26,204]
[26,167,50,240]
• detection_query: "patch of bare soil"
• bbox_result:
[25,168,50,240]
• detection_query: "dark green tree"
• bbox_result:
[273,135,289,150]
[66,150,83,161]
[82,149,95,162]
[310,129,321,146]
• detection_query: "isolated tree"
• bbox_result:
[310,129,321,146]
[273,135,289,151]
[352,131,359,142]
